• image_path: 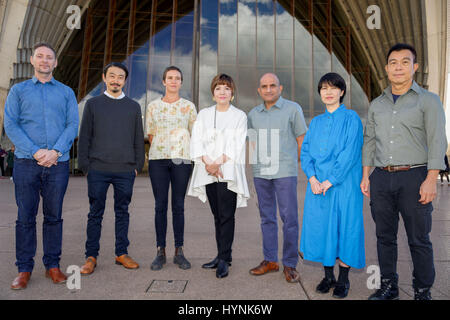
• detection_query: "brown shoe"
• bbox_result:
[80,257,97,275]
[249,260,279,276]
[115,254,139,269]
[45,268,67,284]
[283,266,300,283]
[11,272,31,290]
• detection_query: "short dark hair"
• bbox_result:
[32,42,57,58]
[317,72,347,103]
[103,62,129,79]
[162,66,183,82]
[387,43,417,63]
[210,73,236,97]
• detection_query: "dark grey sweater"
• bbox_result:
[78,94,145,173]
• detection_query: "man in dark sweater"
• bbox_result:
[78,62,145,274]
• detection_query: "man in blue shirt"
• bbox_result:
[4,42,79,290]
[248,73,307,283]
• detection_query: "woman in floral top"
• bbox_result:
[146,66,197,271]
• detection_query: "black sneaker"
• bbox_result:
[150,247,166,271]
[332,281,350,299]
[414,287,432,300]
[368,278,400,300]
[173,247,191,270]
[316,277,336,294]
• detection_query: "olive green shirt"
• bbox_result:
[362,81,447,170]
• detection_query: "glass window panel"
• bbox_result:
[256,0,274,67]
[351,74,369,124]
[199,0,219,110]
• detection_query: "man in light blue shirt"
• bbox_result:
[247,73,307,283]
[4,42,79,290]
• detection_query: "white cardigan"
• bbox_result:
[187,105,250,208]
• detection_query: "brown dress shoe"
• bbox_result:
[11,272,31,290]
[249,260,279,275]
[283,266,300,283]
[80,257,97,275]
[45,268,67,284]
[115,254,139,269]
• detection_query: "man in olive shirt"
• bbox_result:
[361,44,447,300]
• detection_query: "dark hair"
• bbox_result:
[210,73,236,97]
[103,62,129,79]
[317,72,347,103]
[32,42,57,58]
[162,66,183,82]
[387,43,417,63]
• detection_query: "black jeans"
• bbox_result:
[85,169,136,258]
[205,182,237,262]
[148,159,192,248]
[369,167,435,289]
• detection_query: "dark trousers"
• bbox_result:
[85,169,135,258]
[205,182,237,262]
[148,159,192,248]
[13,158,69,272]
[369,167,435,289]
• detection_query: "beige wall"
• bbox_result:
[425,0,448,100]
[0,0,29,144]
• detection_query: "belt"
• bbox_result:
[380,164,427,172]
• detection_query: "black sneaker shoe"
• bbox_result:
[368,278,400,300]
[332,281,350,299]
[150,247,166,271]
[316,277,336,294]
[173,247,191,270]
[414,287,432,300]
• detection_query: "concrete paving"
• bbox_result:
[0,168,449,300]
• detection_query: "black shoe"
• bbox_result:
[173,247,191,270]
[414,287,432,300]
[216,259,229,278]
[150,247,166,271]
[368,278,400,300]
[202,257,231,269]
[316,277,336,294]
[332,281,350,299]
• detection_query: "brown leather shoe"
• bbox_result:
[11,272,31,290]
[249,260,279,276]
[80,257,97,275]
[115,254,139,269]
[283,266,300,283]
[45,268,67,284]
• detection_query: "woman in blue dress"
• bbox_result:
[300,72,365,299]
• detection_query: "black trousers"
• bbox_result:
[369,167,435,289]
[205,182,237,262]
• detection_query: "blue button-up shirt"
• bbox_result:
[248,97,307,179]
[4,76,79,161]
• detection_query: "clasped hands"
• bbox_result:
[33,149,59,167]
[202,154,229,179]
[309,176,333,195]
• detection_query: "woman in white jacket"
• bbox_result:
[188,73,249,278]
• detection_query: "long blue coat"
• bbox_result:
[300,104,365,268]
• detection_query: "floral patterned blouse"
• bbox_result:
[146,97,197,160]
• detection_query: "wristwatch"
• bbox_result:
[54,150,63,158]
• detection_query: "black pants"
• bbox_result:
[148,159,192,248]
[205,182,237,262]
[369,167,435,289]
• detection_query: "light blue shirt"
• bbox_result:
[248,97,307,179]
[4,76,79,161]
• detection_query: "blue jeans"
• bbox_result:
[148,159,192,248]
[85,170,136,258]
[253,176,299,268]
[13,158,69,272]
